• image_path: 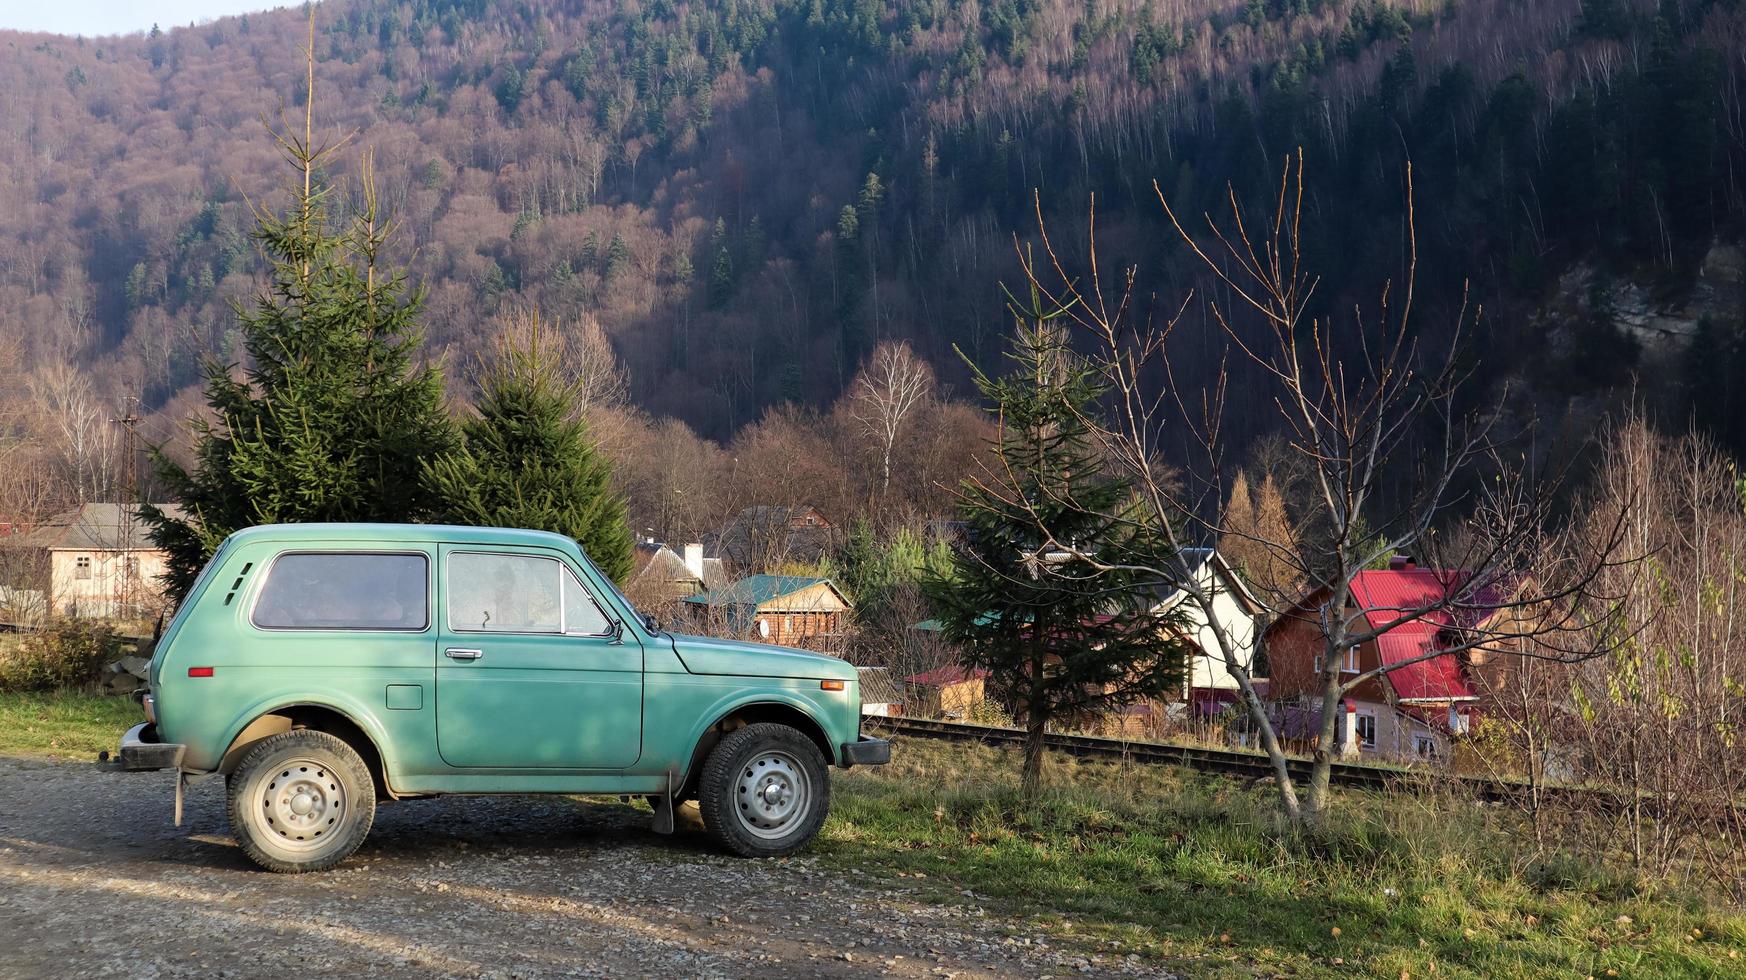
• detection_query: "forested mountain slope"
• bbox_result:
[0,0,1740,450]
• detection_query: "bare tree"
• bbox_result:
[489,307,627,420]
[1007,153,1638,827]
[28,363,117,505]
[851,340,933,504]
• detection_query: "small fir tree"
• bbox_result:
[423,312,634,584]
[145,22,455,602]
[925,305,1187,795]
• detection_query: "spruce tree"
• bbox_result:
[422,313,634,584]
[145,28,454,603]
[924,307,1187,795]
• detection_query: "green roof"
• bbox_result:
[683,574,843,608]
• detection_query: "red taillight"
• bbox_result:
[188,667,214,678]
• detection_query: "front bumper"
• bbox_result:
[840,736,891,767]
[119,723,186,772]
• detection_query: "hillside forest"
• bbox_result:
[0,0,1742,539]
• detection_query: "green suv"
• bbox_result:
[120,523,889,872]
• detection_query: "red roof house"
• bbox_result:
[1262,558,1509,761]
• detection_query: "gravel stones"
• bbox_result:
[0,759,1174,979]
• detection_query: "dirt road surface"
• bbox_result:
[0,757,1170,978]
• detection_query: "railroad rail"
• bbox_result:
[863,715,1548,803]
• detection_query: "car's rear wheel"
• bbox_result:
[226,729,376,873]
[697,722,830,857]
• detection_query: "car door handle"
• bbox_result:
[444,648,484,661]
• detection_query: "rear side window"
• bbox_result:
[252,552,430,631]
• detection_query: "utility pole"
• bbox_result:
[109,394,141,617]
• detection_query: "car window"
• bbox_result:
[252,552,429,631]
[563,567,612,636]
[448,552,562,633]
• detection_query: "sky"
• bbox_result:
[0,1,280,37]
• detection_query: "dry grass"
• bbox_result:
[822,735,1746,978]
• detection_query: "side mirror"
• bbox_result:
[642,612,661,634]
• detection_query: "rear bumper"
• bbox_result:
[840,736,891,768]
[119,723,186,772]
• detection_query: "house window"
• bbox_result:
[74,556,92,579]
[1414,734,1440,760]
[1355,713,1377,749]
[1313,649,1360,674]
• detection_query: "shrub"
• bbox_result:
[0,621,121,693]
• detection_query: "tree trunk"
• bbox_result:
[1021,651,1048,797]
[1022,710,1047,798]
[1305,669,1347,829]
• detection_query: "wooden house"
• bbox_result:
[682,574,852,651]
[705,504,836,571]
[903,664,990,719]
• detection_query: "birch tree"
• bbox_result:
[851,340,933,503]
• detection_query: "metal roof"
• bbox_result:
[856,666,905,705]
[7,503,183,552]
[1374,622,1477,702]
[682,574,849,609]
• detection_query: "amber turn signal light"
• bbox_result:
[820,679,845,691]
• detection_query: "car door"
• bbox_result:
[435,545,643,769]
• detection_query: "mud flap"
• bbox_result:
[650,767,679,835]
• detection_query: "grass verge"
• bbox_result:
[823,734,1746,978]
[0,689,141,760]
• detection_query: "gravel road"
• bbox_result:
[0,757,1171,979]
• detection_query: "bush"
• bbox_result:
[0,621,121,693]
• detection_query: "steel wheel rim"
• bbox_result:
[734,749,809,840]
[260,758,346,851]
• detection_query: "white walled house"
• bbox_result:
[1151,549,1267,713]
[0,503,181,621]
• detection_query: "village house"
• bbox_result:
[682,574,852,652]
[704,504,836,571]
[626,541,728,603]
[856,666,905,716]
[906,549,1266,728]
[0,503,182,623]
[903,664,990,719]
[1262,557,1505,763]
[1151,548,1268,716]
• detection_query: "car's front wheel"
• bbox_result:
[226,730,376,873]
[697,722,831,857]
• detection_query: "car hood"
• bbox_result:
[668,632,857,680]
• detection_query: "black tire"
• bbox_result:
[697,723,830,857]
[226,729,377,874]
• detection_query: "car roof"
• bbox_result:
[225,523,578,550]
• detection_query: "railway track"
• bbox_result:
[864,715,1531,801]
